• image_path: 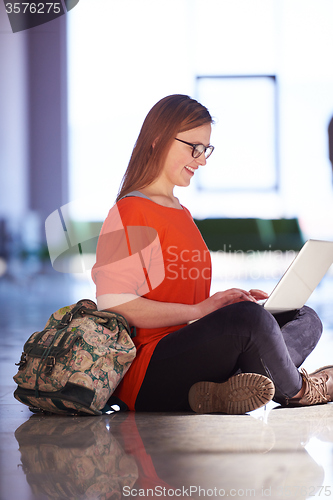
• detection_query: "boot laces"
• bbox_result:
[300,368,330,405]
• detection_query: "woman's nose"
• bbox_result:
[196,153,207,166]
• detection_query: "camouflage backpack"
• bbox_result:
[13,299,136,415]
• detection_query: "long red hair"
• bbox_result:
[116,95,213,201]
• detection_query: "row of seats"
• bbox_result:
[193,218,303,252]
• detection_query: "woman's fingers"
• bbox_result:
[197,288,264,319]
[215,289,256,306]
[249,289,269,300]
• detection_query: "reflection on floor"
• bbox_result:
[1,265,333,500]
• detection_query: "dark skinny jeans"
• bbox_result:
[135,302,323,411]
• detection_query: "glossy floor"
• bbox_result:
[1,265,333,500]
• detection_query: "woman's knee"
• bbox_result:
[216,301,277,337]
[298,305,323,340]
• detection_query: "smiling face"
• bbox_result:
[158,123,212,190]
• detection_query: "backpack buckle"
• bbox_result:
[59,311,73,327]
[44,356,56,375]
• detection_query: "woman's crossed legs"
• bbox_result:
[135,302,323,411]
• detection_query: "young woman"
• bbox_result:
[92,94,332,414]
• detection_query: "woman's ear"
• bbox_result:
[152,136,160,148]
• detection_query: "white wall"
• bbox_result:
[0,2,28,220]
[68,0,333,240]
[0,5,68,259]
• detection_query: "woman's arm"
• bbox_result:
[98,288,265,329]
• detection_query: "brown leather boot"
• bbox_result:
[286,366,333,406]
[188,373,275,414]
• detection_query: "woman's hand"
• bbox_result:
[249,289,269,301]
[195,288,268,319]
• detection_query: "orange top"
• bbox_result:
[92,196,211,410]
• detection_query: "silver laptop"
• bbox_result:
[263,239,333,314]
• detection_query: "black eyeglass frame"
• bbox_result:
[174,138,214,159]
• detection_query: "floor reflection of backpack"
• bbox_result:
[15,415,139,499]
[13,299,136,415]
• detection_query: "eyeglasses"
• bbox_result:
[175,138,214,159]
